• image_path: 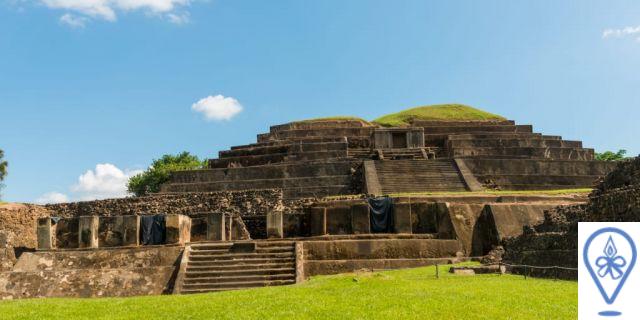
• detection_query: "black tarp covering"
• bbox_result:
[367,197,394,233]
[140,214,166,245]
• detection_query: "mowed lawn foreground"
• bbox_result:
[0,265,577,320]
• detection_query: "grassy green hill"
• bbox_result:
[373,104,506,127]
[0,264,577,320]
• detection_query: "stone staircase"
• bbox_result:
[375,159,468,194]
[176,241,297,294]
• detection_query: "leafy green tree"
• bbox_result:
[0,149,7,200]
[127,152,205,196]
[595,149,628,161]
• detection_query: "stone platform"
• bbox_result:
[160,118,616,198]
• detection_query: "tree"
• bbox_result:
[595,149,628,161]
[127,152,205,196]
[0,149,7,200]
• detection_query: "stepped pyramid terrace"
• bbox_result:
[0,104,618,298]
[162,104,613,198]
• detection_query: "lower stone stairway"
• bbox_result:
[375,159,468,194]
[176,241,297,294]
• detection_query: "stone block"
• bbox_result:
[78,216,99,249]
[394,203,412,234]
[411,202,437,234]
[266,212,284,239]
[326,207,352,235]
[55,218,79,249]
[310,207,326,236]
[99,216,124,247]
[190,215,208,242]
[350,204,370,234]
[122,215,140,246]
[206,212,226,241]
[166,214,191,245]
[37,217,54,250]
[284,213,309,238]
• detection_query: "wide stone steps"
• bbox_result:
[180,279,296,293]
[184,272,295,283]
[186,262,295,272]
[186,257,295,267]
[177,241,297,294]
[375,160,468,193]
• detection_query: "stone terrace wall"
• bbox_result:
[503,157,640,279]
[46,190,287,218]
[0,190,295,270]
[0,203,52,271]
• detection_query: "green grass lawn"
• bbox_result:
[385,188,592,197]
[0,264,577,320]
[373,104,506,127]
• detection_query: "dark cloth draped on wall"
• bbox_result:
[367,197,394,233]
[140,214,166,245]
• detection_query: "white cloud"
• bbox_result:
[71,163,142,201]
[38,0,192,25]
[166,12,189,25]
[602,25,640,41]
[192,95,243,121]
[59,13,88,28]
[35,192,69,204]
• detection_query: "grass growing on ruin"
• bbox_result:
[296,116,371,124]
[386,188,593,197]
[373,104,506,127]
[0,264,577,320]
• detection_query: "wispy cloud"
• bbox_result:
[602,25,640,41]
[33,0,194,26]
[35,192,69,204]
[59,13,88,28]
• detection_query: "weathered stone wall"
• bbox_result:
[45,190,286,218]
[0,203,52,271]
[0,190,291,270]
[301,238,462,278]
[0,246,182,299]
[503,157,640,279]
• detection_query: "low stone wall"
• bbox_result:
[300,238,461,278]
[0,203,52,271]
[502,157,640,279]
[46,190,285,217]
[0,246,182,299]
[0,191,284,270]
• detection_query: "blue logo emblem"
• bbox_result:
[584,227,637,317]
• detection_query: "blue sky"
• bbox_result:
[1,0,639,203]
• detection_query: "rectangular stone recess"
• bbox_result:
[78,216,99,249]
[266,212,284,239]
[166,214,191,245]
[350,204,370,234]
[122,215,140,246]
[98,216,124,247]
[284,213,310,238]
[309,207,327,236]
[55,218,79,249]
[206,212,226,241]
[394,203,412,234]
[411,203,438,234]
[326,207,352,235]
[37,217,54,250]
[189,214,208,242]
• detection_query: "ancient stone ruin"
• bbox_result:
[0,105,620,299]
[503,157,640,279]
